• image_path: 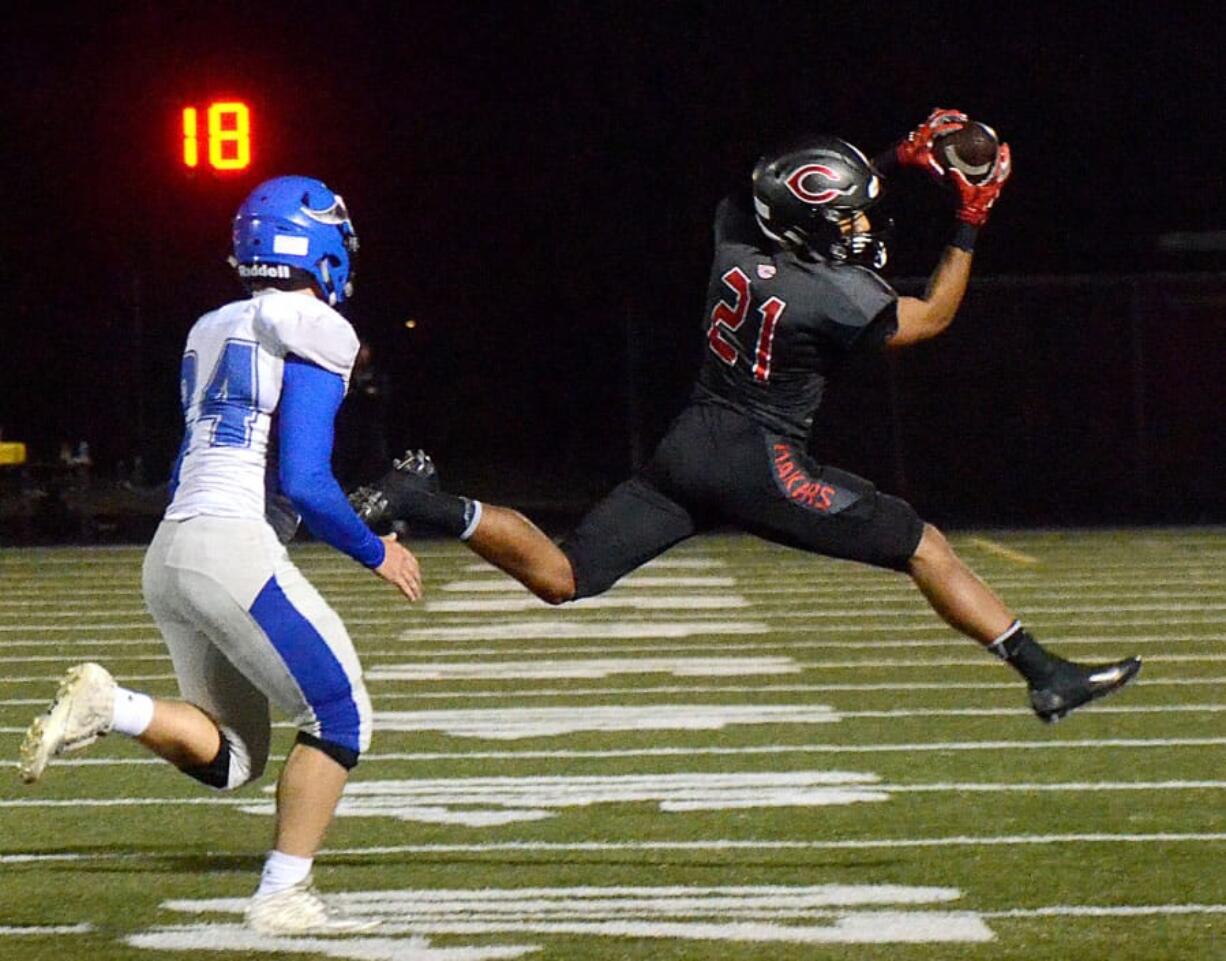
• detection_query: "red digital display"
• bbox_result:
[181,101,251,171]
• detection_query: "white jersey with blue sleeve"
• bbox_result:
[165,289,381,566]
[145,288,379,783]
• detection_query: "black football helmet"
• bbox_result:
[751,135,890,269]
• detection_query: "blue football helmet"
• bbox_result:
[231,175,359,306]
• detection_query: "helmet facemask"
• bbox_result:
[303,192,359,302]
[823,207,893,270]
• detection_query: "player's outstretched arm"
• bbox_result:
[279,358,423,599]
[888,142,1012,349]
[889,246,974,348]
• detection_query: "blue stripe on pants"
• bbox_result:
[249,575,361,754]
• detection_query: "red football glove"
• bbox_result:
[895,107,969,177]
[952,142,1012,226]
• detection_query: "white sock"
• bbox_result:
[985,619,1022,660]
[459,499,484,541]
[110,687,155,737]
[256,850,314,897]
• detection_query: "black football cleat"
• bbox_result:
[348,449,440,534]
[1028,656,1142,724]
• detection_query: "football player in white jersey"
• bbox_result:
[18,175,424,934]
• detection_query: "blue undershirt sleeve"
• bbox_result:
[278,356,386,569]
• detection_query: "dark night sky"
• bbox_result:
[3,2,1226,493]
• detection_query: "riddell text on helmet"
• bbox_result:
[237,263,293,280]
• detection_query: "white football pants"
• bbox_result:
[142,517,373,789]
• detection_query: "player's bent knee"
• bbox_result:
[558,543,615,601]
[179,733,263,791]
[535,566,577,606]
[295,730,361,770]
[518,555,574,605]
[299,687,370,769]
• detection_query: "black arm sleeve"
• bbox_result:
[872,146,900,178]
[822,266,900,350]
[857,301,901,352]
[713,192,761,247]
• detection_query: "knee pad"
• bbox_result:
[181,730,267,791]
[296,730,360,770]
[306,679,371,759]
[181,735,235,790]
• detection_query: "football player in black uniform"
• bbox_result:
[356,109,1140,722]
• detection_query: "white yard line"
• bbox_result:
[1,650,1220,670]
[366,657,802,681]
[330,832,1226,855]
[679,610,1226,627]
[11,580,1226,605]
[443,576,737,591]
[0,639,164,649]
[0,623,157,633]
[425,597,750,613]
[836,703,1226,718]
[5,600,1226,626]
[358,677,1226,698]
[6,780,1226,816]
[462,558,727,571]
[0,608,149,617]
[0,654,171,664]
[393,621,771,641]
[8,833,1224,865]
[2,699,1223,735]
[0,674,177,690]
[0,631,1204,652]
[788,653,1226,668]
[26,736,1226,768]
[983,904,1226,918]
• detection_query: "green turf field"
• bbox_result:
[2,529,1225,960]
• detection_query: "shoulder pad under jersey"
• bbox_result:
[252,292,360,386]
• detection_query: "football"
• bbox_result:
[934,121,999,184]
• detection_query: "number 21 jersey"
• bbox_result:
[694,193,899,439]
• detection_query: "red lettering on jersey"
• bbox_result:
[707,267,751,365]
[706,273,787,381]
[753,296,785,382]
[771,443,837,513]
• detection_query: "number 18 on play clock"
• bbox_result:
[181,101,251,171]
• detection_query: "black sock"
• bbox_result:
[402,491,480,539]
[988,623,1063,685]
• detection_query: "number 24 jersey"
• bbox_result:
[166,290,360,528]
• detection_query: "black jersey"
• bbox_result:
[693,192,899,438]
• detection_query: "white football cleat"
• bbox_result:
[18,662,116,784]
[245,879,379,935]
